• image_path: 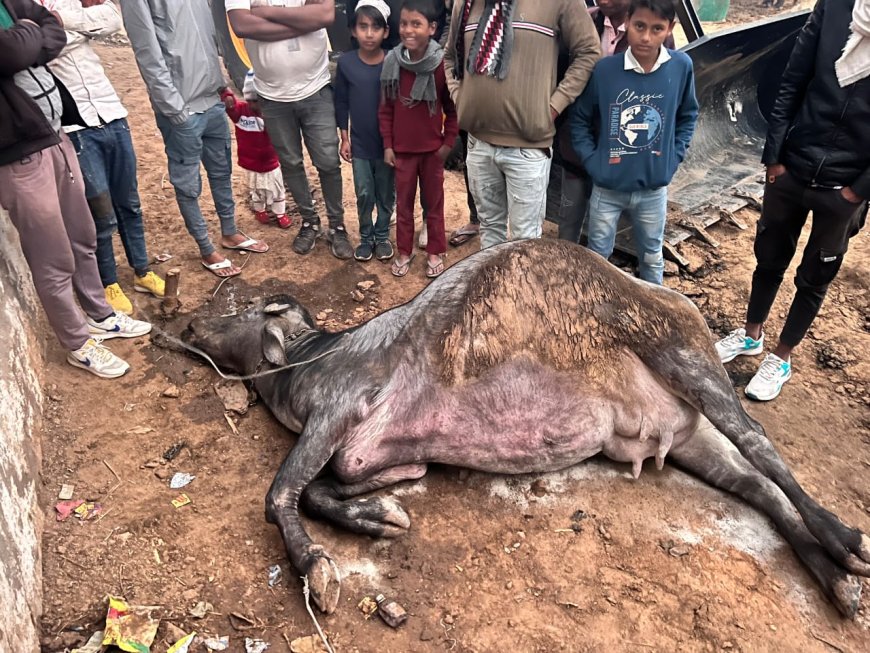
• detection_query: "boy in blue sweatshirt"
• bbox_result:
[571,0,697,284]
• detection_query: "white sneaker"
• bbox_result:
[67,338,130,379]
[745,353,792,401]
[715,328,764,363]
[87,312,152,339]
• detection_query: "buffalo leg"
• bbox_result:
[670,419,863,617]
[265,420,341,613]
[646,347,870,579]
[302,464,428,537]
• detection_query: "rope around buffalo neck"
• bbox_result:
[153,328,341,382]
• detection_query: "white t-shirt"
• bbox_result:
[225,0,331,102]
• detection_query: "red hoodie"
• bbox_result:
[221,91,280,174]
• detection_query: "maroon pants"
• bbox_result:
[394,151,447,256]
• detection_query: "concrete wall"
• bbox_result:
[0,208,44,653]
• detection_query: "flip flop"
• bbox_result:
[448,224,479,247]
[391,253,415,278]
[426,255,444,278]
[202,258,241,278]
[222,237,269,253]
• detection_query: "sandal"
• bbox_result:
[426,255,444,278]
[390,253,415,278]
[448,223,479,247]
[202,258,241,278]
[222,234,269,253]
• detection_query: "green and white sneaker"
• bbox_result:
[715,328,764,363]
[745,353,792,401]
[87,312,151,339]
[67,338,130,379]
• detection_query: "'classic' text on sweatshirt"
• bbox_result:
[570,49,698,192]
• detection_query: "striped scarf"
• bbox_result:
[452,0,516,80]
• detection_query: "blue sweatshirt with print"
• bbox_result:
[570,49,698,192]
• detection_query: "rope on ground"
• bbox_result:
[302,575,335,653]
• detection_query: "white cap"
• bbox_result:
[355,0,390,23]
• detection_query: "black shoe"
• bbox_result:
[293,222,321,255]
[354,242,374,261]
[374,240,394,261]
[327,225,353,260]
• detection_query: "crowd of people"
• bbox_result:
[0,0,867,402]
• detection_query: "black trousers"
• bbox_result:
[747,170,868,347]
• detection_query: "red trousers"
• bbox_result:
[394,151,447,256]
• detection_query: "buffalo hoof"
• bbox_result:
[341,496,411,538]
[840,531,870,577]
[360,496,411,537]
[831,575,863,619]
[304,545,341,614]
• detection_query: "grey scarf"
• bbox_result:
[381,40,444,115]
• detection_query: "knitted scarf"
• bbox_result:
[381,40,444,115]
[451,0,516,81]
[835,0,870,87]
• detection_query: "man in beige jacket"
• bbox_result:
[444,0,599,249]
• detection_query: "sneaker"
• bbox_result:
[293,221,321,254]
[745,353,792,401]
[133,271,165,298]
[375,240,394,261]
[254,210,271,225]
[417,228,428,250]
[354,242,373,261]
[87,312,152,339]
[714,328,764,363]
[104,283,132,315]
[326,225,354,260]
[67,338,130,379]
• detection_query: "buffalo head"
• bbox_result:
[181,294,317,376]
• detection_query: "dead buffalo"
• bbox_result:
[181,239,869,617]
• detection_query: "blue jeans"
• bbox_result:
[155,104,238,257]
[68,118,149,285]
[587,185,668,284]
[352,157,395,245]
[465,134,552,249]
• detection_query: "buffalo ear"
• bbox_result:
[264,302,291,315]
[262,321,288,366]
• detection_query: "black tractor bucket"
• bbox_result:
[671,10,811,214]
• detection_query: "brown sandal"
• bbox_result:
[390,253,415,277]
[426,255,444,278]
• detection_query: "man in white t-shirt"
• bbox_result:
[228,0,352,259]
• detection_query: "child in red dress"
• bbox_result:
[221,73,290,229]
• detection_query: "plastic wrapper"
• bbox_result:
[101,596,159,653]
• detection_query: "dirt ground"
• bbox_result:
[39,6,868,653]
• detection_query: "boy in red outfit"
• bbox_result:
[221,74,290,229]
[379,0,457,278]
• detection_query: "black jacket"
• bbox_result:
[0,0,67,166]
[762,0,870,197]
